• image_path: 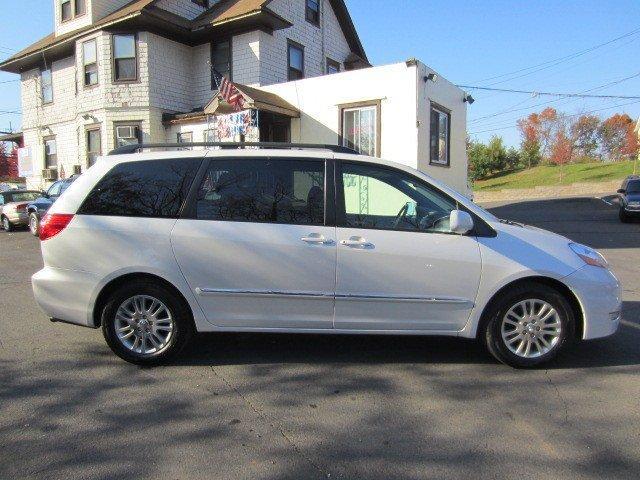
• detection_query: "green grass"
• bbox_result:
[473,160,638,191]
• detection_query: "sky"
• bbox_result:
[1,0,639,147]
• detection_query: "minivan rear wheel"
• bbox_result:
[482,283,575,368]
[101,281,194,365]
[29,213,40,236]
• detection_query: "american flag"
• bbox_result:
[212,68,245,111]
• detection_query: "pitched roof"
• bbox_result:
[0,0,367,73]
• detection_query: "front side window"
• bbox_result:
[341,103,379,157]
[627,180,640,193]
[194,158,325,225]
[115,124,141,148]
[83,39,98,86]
[430,105,450,166]
[41,69,53,104]
[47,181,63,197]
[288,41,304,81]
[86,128,101,166]
[61,1,72,21]
[44,138,57,168]
[339,162,457,233]
[210,39,231,89]
[306,0,320,25]
[78,158,202,218]
[113,34,137,82]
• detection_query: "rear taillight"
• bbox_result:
[15,203,28,212]
[39,213,74,241]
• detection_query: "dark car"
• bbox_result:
[617,175,640,223]
[27,177,78,236]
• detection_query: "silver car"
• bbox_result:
[0,190,42,231]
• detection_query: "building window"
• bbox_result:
[340,101,380,157]
[430,104,450,166]
[210,39,231,89]
[204,129,219,142]
[112,34,137,82]
[287,41,304,81]
[41,69,53,104]
[86,127,101,166]
[326,58,340,75]
[177,132,193,149]
[44,137,57,168]
[305,0,320,26]
[115,123,141,148]
[192,0,208,7]
[61,1,72,21]
[75,0,86,16]
[83,39,98,86]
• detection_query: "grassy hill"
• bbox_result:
[473,160,637,191]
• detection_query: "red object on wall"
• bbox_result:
[0,143,20,179]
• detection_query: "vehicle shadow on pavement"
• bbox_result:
[172,300,640,370]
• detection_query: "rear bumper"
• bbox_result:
[563,265,622,340]
[32,267,101,328]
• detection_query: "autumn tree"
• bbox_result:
[598,113,636,160]
[517,112,542,168]
[570,114,600,159]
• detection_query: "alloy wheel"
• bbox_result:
[500,299,562,358]
[114,295,174,355]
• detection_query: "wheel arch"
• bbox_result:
[92,272,195,328]
[477,276,584,341]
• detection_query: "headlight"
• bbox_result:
[569,243,608,268]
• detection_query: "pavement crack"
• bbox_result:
[545,369,569,424]
[210,366,329,478]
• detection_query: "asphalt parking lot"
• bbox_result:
[1,195,639,480]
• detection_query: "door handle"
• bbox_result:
[341,236,374,248]
[301,233,333,245]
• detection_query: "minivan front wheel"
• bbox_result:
[483,284,575,368]
[101,281,194,365]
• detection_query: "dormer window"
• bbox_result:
[75,0,86,16]
[61,1,72,22]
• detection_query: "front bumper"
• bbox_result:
[32,266,101,328]
[563,265,622,340]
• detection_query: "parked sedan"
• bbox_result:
[617,175,640,222]
[0,190,42,231]
[27,177,77,235]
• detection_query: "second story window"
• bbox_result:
[287,41,304,81]
[41,69,53,104]
[83,39,98,86]
[326,58,340,75]
[210,39,231,89]
[61,1,73,22]
[44,137,58,168]
[75,0,86,16]
[306,0,320,26]
[113,34,137,82]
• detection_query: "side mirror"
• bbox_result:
[617,189,626,194]
[450,210,474,235]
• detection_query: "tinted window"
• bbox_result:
[340,163,457,233]
[195,158,325,225]
[79,158,202,218]
[9,192,40,202]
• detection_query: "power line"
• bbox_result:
[470,26,640,85]
[0,79,19,84]
[457,85,640,100]
[0,110,21,116]
[467,99,640,135]
[467,71,640,124]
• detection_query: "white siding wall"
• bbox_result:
[147,33,193,113]
[192,43,213,109]
[231,31,261,86]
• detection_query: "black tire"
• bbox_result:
[619,207,629,223]
[101,280,195,366]
[481,283,575,368]
[29,212,40,236]
[2,216,13,232]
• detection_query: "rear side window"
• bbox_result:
[78,158,202,218]
[194,158,325,225]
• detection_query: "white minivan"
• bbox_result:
[32,144,621,367]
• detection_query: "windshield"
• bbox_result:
[627,180,640,194]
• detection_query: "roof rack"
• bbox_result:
[108,142,361,156]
